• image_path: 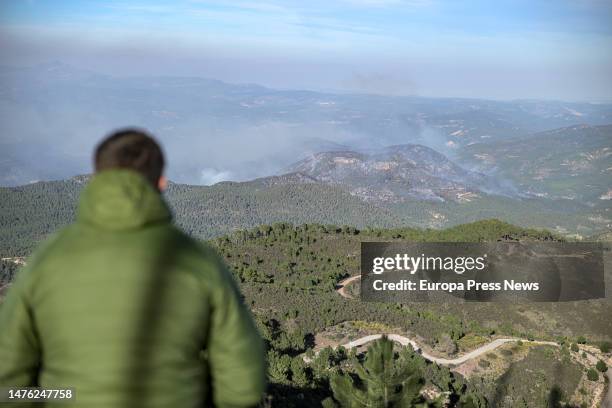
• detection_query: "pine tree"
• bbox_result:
[586,368,599,381]
[323,336,436,407]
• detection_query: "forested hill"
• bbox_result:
[0,177,399,256]
[211,220,609,407]
[1,173,609,257]
[211,219,610,343]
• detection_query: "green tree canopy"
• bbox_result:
[323,336,438,408]
[586,368,599,381]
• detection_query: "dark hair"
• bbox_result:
[94,128,165,186]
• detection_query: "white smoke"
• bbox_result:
[200,168,233,185]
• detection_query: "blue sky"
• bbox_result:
[1,0,611,100]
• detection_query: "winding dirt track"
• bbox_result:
[338,334,558,365]
[333,275,559,365]
[336,275,361,299]
[332,274,611,406]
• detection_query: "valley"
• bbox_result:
[1,63,611,407]
[459,124,612,204]
[1,125,611,261]
[2,63,612,188]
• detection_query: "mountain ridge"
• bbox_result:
[283,143,494,203]
[2,62,612,186]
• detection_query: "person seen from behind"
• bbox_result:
[0,129,266,407]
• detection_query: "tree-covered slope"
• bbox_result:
[167,181,401,239]
[211,220,611,343]
[1,174,608,257]
[213,220,609,407]
[0,177,399,256]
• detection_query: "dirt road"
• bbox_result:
[338,333,558,366]
[332,274,611,406]
[336,275,361,299]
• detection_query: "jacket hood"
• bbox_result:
[77,169,172,230]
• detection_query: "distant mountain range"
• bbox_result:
[1,62,612,186]
[459,124,612,204]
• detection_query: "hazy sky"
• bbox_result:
[1,0,612,100]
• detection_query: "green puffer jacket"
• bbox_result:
[0,170,266,408]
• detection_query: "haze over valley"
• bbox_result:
[1,62,611,187]
[1,63,610,239]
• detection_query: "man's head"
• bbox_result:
[94,129,167,190]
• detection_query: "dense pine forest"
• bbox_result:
[212,220,611,342]
[0,175,606,257]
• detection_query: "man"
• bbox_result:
[0,129,266,407]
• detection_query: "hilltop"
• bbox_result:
[285,144,493,203]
